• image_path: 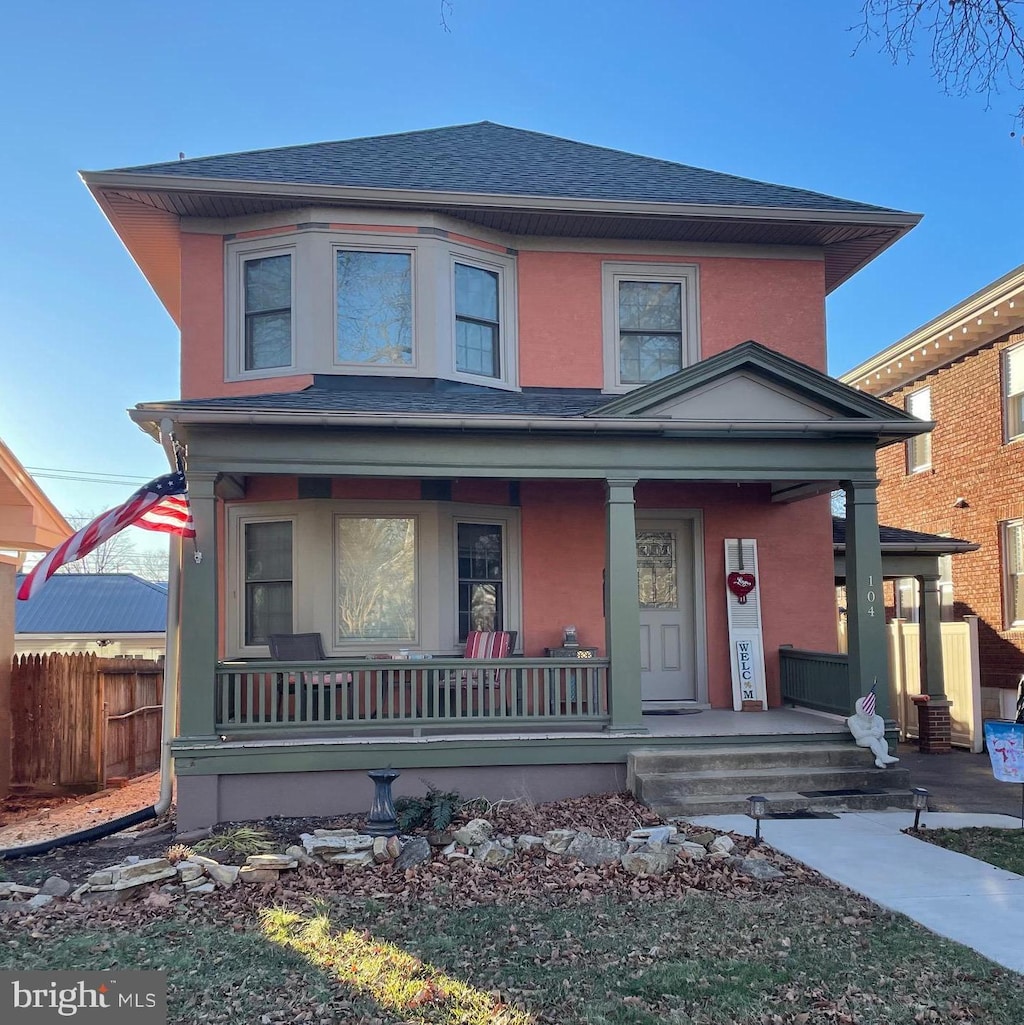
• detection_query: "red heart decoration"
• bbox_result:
[727,572,756,603]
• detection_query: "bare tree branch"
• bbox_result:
[440,1,453,33]
[856,0,1024,125]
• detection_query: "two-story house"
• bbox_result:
[842,265,1024,727]
[81,123,925,827]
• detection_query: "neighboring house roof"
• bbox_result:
[0,437,72,553]
[81,122,921,323]
[131,340,930,447]
[14,574,168,635]
[832,518,979,555]
[841,263,1024,397]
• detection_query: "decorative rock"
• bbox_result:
[385,835,402,859]
[312,828,357,837]
[473,840,514,867]
[301,833,373,857]
[79,887,141,906]
[246,853,298,870]
[566,832,628,867]
[238,866,280,883]
[621,844,676,876]
[373,837,391,863]
[122,855,142,865]
[441,842,458,857]
[676,841,710,860]
[427,830,452,847]
[186,882,217,895]
[628,826,678,845]
[70,884,91,902]
[120,857,174,880]
[0,900,27,913]
[542,829,577,854]
[27,894,55,909]
[87,870,114,888]
[516,834,544,850]
[39,877,72,898]
[709,835,735,855]
[708,850,731,861]
[206,864,240,888]
[452,818,493,846]
[498,836,515,851]
[183,876,212,891]
[323,850,375,869]
[393,836,431,870]
[285,844,318,867]
[689,830,718,847]
[190,855,221,867]
[176,862,206,883]
[732,856,785,881]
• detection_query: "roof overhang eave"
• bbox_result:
[81,170,923,232]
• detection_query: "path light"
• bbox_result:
[365,768,401,837]
[912,787,929,830]
[746,795,768,845]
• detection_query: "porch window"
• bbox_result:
[457,522,504,641]
[243,521,293,645]
[1003,343,1024,441]
[905,387,932,472]
[602,262,699,392]
[335,250,413,365]
[244,254,292,371]
[1002,520,1024,628]
[336,516,417,641]
[454,263,500,378]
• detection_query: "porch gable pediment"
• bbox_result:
[589,340,925,427]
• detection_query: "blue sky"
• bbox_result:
[1,0,1021,548]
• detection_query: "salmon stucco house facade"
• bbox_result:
[81,123,925,828]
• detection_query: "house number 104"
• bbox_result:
[864,574,876,617]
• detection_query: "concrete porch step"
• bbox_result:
[662,788,917,818]
[635,764,911,802]
[628,741,877,778]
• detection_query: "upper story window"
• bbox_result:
[1003,519,1024,628]
[226,227,517,389]
[602,262,699,392]
[455,263,500,378]
[1003,343,1024,442]
[243,253,293,371]
[905,387,932,473]
[336,250,413,366]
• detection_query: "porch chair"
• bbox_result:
[448,630,518,716]
[268,633,351,721]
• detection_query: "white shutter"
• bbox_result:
[724,538,767,711]
[1006,344,1024,398]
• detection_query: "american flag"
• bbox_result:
[861,683,877,718]
[17,470,196,602]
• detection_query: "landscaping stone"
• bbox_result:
[393,836,431,870]
[709,835,735,855]
[80,887,141,906]
[373,837,391,863]
[285,844,317,867]
[301,833,373,857]
[184,875,212,891]
[27,894,55,909]
[690,830,718,847]
[238,866,280,884]
[186,882,217,895]
[312,828,358,837]
[732,857,785,881]
[542,829,577,854]
[69,884,90,902]
[453,818,493,846]
[205,864,240,888]
[191,855,221,867]
[323,850,375,869]
[39,877,72,898]
[629,825,678,845]
[87,870,114,888]
[516,834,544,850]
[566,832,628,866]
[474,840,514,867]
[176,862,205,883]
[621,844,676,876]
[676,841,710,860]
[246,853,298,870]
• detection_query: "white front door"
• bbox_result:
[637,519,697,704]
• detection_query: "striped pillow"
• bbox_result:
[464,631,512,659]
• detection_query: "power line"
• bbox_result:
[25,465,154,488]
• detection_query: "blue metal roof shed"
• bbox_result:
[15,574,168,635]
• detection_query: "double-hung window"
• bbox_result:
[1004,520,1024,628]
[243,520,293,645]
[1004,343,1024,441]
[243,254,293,371]
[602,263,699,391]
[335,250,413,366]
[905,387,932,473]
[454,263,501,378]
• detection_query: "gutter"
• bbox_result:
[130,407,930,442]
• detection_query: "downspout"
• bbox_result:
[1,423,182,860]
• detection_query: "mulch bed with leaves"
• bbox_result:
[2,793,1023,1024]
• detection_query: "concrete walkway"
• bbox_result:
[689,810,1024,975]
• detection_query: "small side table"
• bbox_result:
[544,646,600,711]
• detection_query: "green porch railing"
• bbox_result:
[215,657,610,732]
[779,647,851,717]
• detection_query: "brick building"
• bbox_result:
[841,265,1024,721]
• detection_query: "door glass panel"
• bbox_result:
[457,523,503,640]
[636,531,677,609]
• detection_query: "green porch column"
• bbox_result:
[843,478,892,726]
[918,574,947,701]
[178,472,219,740]
[605,478,646,732]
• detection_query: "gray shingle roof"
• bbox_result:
[15,574,168,634]
[150,377,609,418]
[109,122,896,215]
[832,518,976,552]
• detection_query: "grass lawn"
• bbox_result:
[914,826,1024,876]
[3,881,1022,1023]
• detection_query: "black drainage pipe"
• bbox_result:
[0,805,158,861]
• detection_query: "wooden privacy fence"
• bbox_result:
[10,653,164,792]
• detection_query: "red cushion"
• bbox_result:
[464,631,511,659]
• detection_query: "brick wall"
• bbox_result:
[875,330,1024,690]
